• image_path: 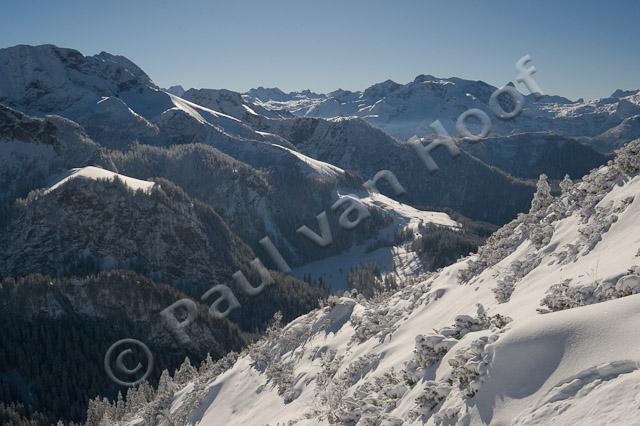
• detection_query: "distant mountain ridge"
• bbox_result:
[0,43,566,227]
[245,75,640,148]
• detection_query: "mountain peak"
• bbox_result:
[363,79,402,98]
[413,73,439,83]
[164,85,186,96]
[611,88,640,98]
[0,44,156,115]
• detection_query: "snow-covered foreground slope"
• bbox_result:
[112,142,640,425]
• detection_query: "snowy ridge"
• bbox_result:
[361,193,458,230]
[245,76,640,143]
[114,140,640,425]
[272,144,346,177]
[46,166,155,194]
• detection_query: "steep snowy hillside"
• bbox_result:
[255,115,536,224]
[109,140,640,425]
[0,45,287,150]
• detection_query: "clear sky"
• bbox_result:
[1,0,639,100]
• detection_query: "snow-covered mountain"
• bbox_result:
[163,85,186,97]
[254,115,537,224]
[246,76,640,143]
[1,168,252,298]
[0,45,616,230]
[108,140,640,425]
[244,87,325,115]
[0,45,287,150]
[183,88,292,121]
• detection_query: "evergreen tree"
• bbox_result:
[114,391,125,422]
[199,354,215,375]
[174,357,197,386]
[530,174,553,216]
[560,174,573,194]
[155,369,174,402]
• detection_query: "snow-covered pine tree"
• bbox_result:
[114,391,125,422]
[84,397,110,426]
[156,369,174,402]
[615,138,640,175]
[174,357,197,386]
[199,353,215,375]
[530,174,553,218]
[560,174,573,194]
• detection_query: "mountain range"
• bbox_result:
[0,43,639,425]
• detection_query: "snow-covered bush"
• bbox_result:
[334,369,408,425]
[315,349,343,388]
[173,356,197,386]
[314,353,381,424]
[266,360,296,403]
[559,174,574,195]
[408,381,452,420]
[492,255,543,303]
[457,217,526,284]
[493,275,516,303]
[540,271,640,312]
[529,222,555,249]
[447,334,499,398]
[529,174,554,218]
[616,274,640,295]
[351,281,435,344]
[351,304,397,344]
[615,138,640,175]
[410,304,510,382]
[414,334,459,369]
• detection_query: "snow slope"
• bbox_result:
[118,140,640,425]
[291,193,459,289]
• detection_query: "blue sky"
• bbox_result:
[1,0,638,100]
